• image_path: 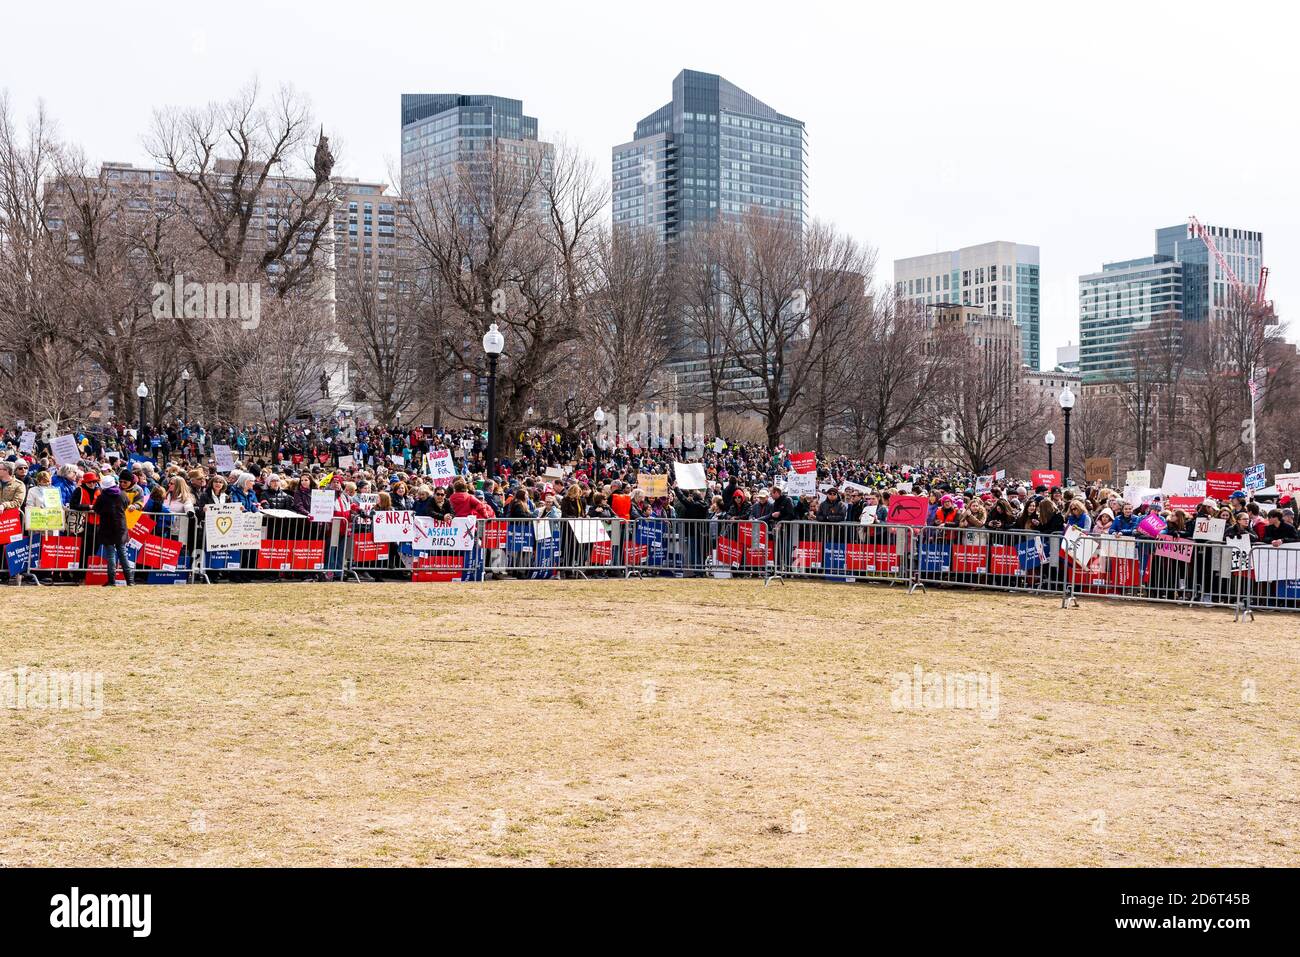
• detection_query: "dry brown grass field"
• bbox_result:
[2,579,1296,867]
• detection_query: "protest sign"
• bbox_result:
[1154,535,1194,563]
[426,449,456,486]
[637,473,668,498]
[785,471,817,497]
[1031,469,1062,490]
[886,494,929,527]
[841,480,871,496]
[413,516,477,552]
[1251,542,1300,583]
[1124,469,1151,490]
[1085,458,1113,483]
[1244,463,1266,491]
[51,434,80,467]
[309,489,335,524]
[1193,517,1226,541]
[673,461,707,490]
[975,475,993,494]
[213,445,236,472]
[1167,495,1201,511]
[1161,464,1190,495]
[789,452,816,474]
[1205,471,1243,501]
[0,509,22,542]
[994,469,1005,481]
[1137,513,1166,537]
[571,519,611,545]
[204,505,262,550]
[371,509,417,543]
[357,493,379,511]
[18,431,36,453]
[390,454,406,467]
[1274,473,1300,495]
[543,466,567,480]
[713,438,726,453]
[338,455,355,470]
[26,506,64,531]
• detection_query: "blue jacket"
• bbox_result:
[52,474,77,506]
[230,487,260,512]
[1110,512,1141,536]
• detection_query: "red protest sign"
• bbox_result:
[133,533,183,570]
[0,508,22,541]
[1168,495,1201,511]
[951,544,987,574]
[793,540,823,568]
[885,495,929,527]
[789,452,817,475]
[351,532,389,563]
[715,536,741,565]
[482,521,508,550]
[1031,470,1062,490]
[1205,471,1243,501]
[38,535,82,569]
[412,554,463,582]
[989,546,1020,576]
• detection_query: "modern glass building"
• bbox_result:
[1078,255,1184,382]
[612,70,807,248]
[400,93,544,196]
[894,242,1041,370]
[1156,222,1262,321]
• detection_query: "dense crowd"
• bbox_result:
[1,417,1296,586]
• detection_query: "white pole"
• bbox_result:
[1250,364,1258,463]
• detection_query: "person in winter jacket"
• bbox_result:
[1110,502,1141,536]
[450,479,492,519]
[815,487,847,523]
[91,471,133,585]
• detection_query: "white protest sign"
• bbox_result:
[673,461,707,490]
[543,466,567,480]
[1275,473,1300,496]
[260,508,302,520]
[975,475,993,494]
[785,471,817,497]
[309,488,335,524]
[357,493,379,512]
[205,504,262,550]
[713,438,726,453]
[338,455,355,470]
[51,434,80,467]
[571,519,611,544]
[1125,469,1151,490]
[1250,542,1300,583]
[1193,517,1226,541]
[426,449,456,486]
[372,508,416,543]
[18,431,36,453]
[390,454,406,467]
[413,516,477,551]
[841,481,871,495]
[213,445,235,472]
[1185,480,1206,498]
[1162,464,1191,495]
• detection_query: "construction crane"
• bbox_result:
[1187,216,1275,321]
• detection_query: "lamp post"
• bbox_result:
[1045,430,1055,472]
[75,384,84,427]
[136,381,149,442]
[181,369,190,422]
[1285,460,1292,472]
[1058,386,1075,487]
[482,322,504,479]
[593,406,606,487]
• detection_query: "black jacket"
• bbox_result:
[92,485,130,545]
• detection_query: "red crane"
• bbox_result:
[1187,216,1274,320]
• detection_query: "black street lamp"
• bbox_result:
[181,369,190,422]
[482,322,504,479]
[1045,430,1055,473]
[1059,386,1076,487]
[136,381,149,442]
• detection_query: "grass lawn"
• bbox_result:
[2,579,1296,866]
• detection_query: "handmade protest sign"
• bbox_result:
[637,473,668,498]
[713,438,726,453]
[18,431,36,453]
[886,494,929,527]
[1251,542,1300,583]
[1244,463,1266,491]
[413,516,477,552]
[26,507,64,532]
[371,509,416,543]
[1137,512,1166,537]
[975,475,993,494]
[426,449,456,486]
[1125,469,1151,490]
[673,461,707,490]
[1162,464,1190,495]
[338,455,355,470]
[785,471,817,497]
[571,519,611,544]
[213,445,235,472]
[1193,517,1226,542]
[1085,458,1113,483]
[309,489,335,524]
[205,504,262,550]
[1154,535,1194,563]
[1274,473,1300,495]
[51,434,80,467]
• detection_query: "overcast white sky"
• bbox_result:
[4,0,1297,366]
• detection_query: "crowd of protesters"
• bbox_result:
[0,416,1296,590]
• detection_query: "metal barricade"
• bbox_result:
[1060,532,1249,615]
[491,517,630,578]
[911,525,1065,597]
[1245,542,1300,614]
[196,508,345,583]
[19,509,195,586]
[771,519,914,587]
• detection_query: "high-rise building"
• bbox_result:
[1078,255,1184,382]
[612,69,807,248]
[894,242,1041,370]
[1156,222,1262,322]
[400,93,545,197]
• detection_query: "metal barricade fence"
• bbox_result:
[18,509,195,586]
[1245,542,1300,614]
[480,517,631,579]
[1058,532,1249,614]
[771,520,914,587]
[196,508,346,583]
[910,525,1065,597]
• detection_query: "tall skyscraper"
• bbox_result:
[1078,255,1185,382]
[1156,222,1263,322]
[612,69,807,247]
[400,93,545,196]
[894,242,1041,370]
